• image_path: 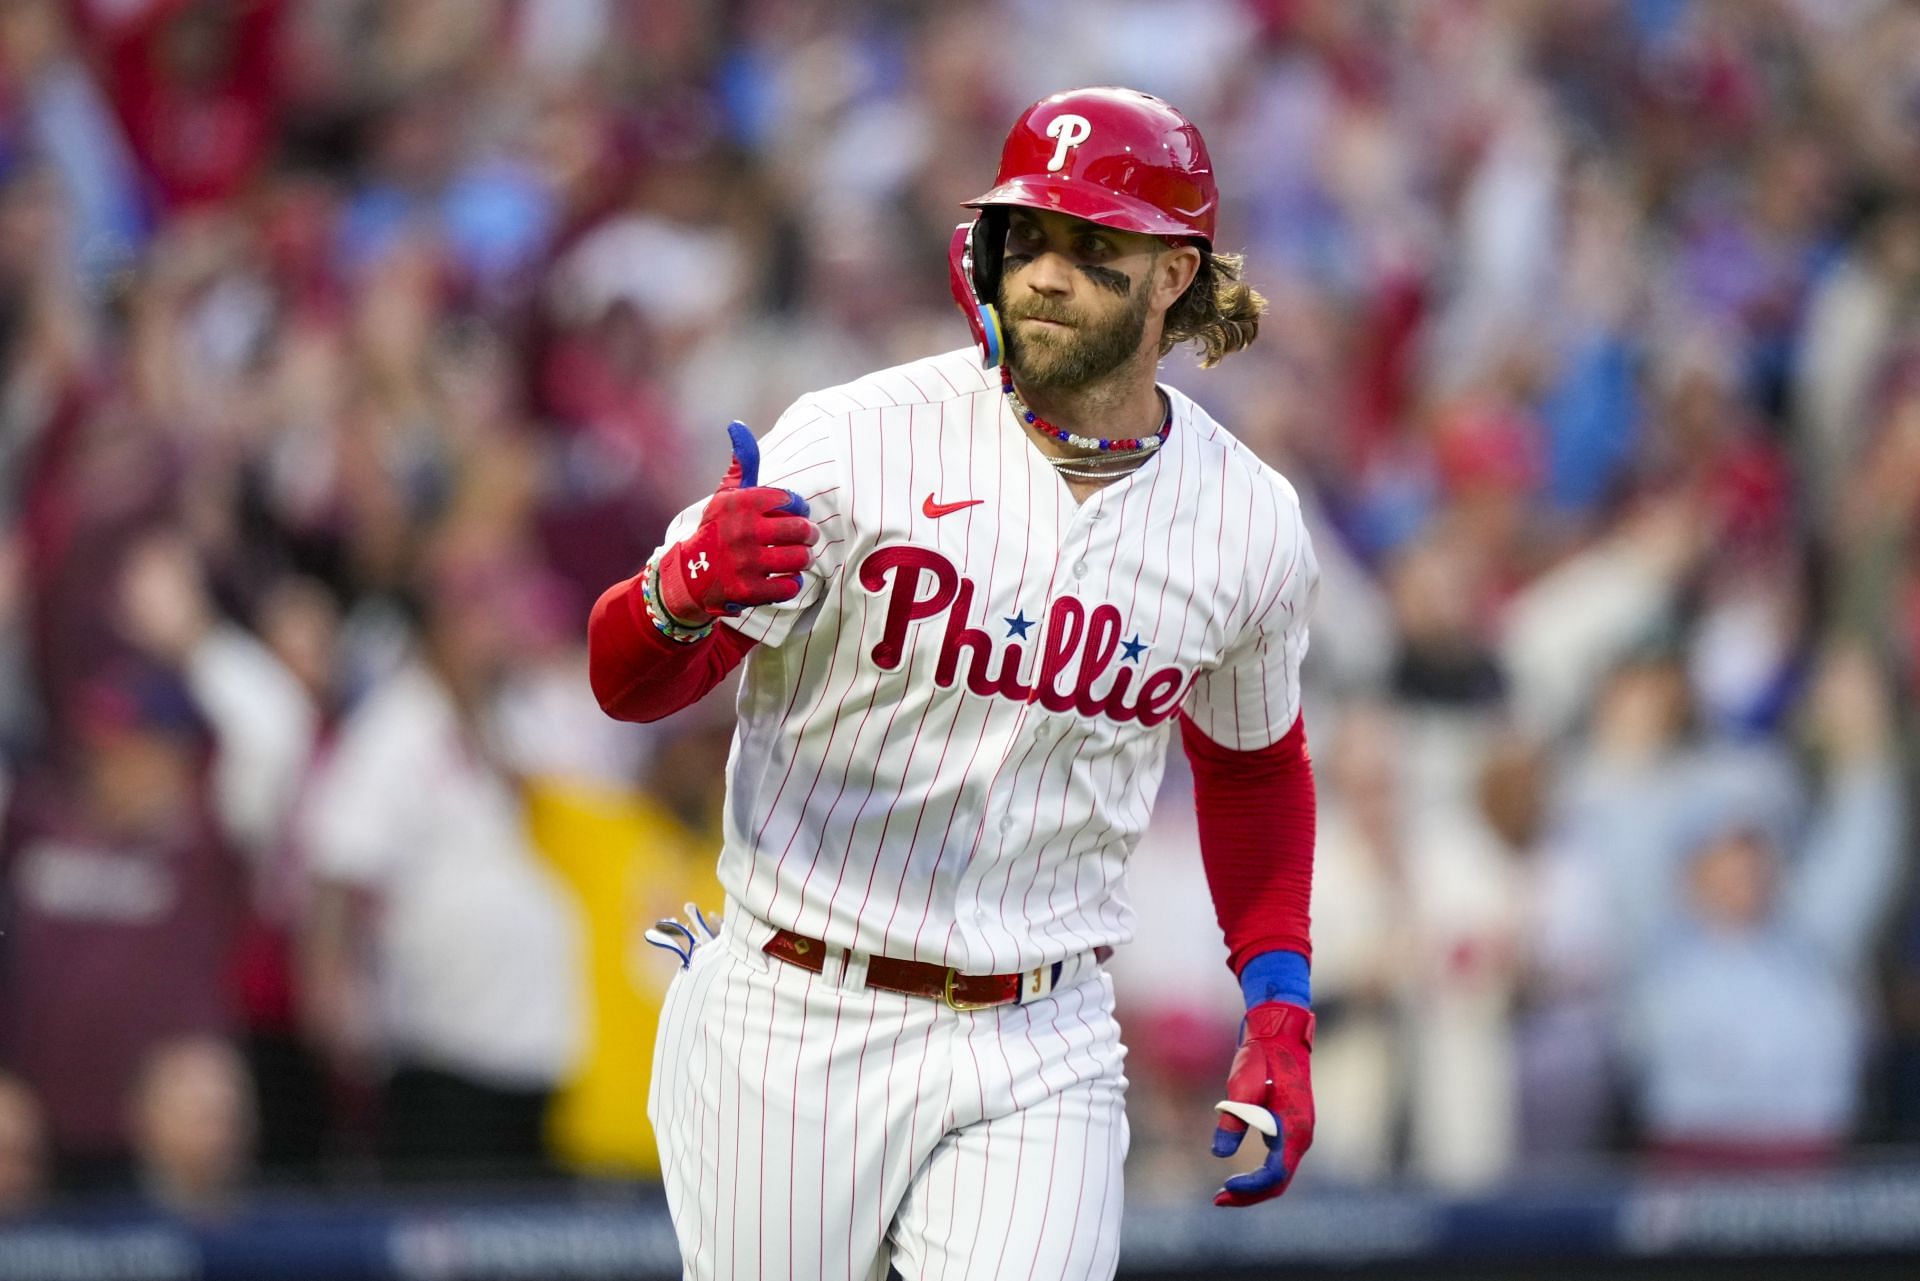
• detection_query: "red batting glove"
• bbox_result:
[1210,1001,1315,1207]
[656,421,820,625]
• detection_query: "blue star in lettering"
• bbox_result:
[1004,610,1035,639]
[1120,634,1150,663]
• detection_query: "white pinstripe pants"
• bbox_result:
[648,905,1129,1281]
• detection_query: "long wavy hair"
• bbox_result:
[1160,249,1267,367]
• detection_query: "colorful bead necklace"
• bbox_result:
[1000,366,1172,456]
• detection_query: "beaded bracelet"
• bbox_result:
[640,558,715,644]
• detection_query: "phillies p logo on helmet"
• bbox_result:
[964,87,1219,244]
[1045,114,1092,171]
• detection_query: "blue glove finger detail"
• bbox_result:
[1220,1127,1291,1200]
[1211,1125,1245,1159]
[726,422,810,516]
[727,420,761,489]
[718,421,810,614]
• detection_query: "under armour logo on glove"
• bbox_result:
[1211,1001,1315,1207]
[688,553,710,578]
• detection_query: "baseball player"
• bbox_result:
[588,87,1319,1280]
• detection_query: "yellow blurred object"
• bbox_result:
[524,779,722,1178]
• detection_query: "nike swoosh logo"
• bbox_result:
[923,494,985,519]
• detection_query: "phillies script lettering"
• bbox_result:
[856,545,1192,725]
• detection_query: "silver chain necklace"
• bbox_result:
[1048,449,1160,480]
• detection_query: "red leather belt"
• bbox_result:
[763,929,1107,1011]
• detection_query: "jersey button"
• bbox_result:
[999,816,1015,834]
[1073,561,1088,578]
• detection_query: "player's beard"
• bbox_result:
[1000,273,1153,392]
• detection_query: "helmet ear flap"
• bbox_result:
[968,208,1006,307]
[948,210,1009,368]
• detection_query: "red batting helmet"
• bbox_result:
[948,87,1219,366]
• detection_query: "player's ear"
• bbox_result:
[1151,243,1202,313]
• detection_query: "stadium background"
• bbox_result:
[2,0,1920,1276]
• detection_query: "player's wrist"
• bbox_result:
[1244,999,1315,1046]
[1239,949,1311,1012]
[643,555,717,640]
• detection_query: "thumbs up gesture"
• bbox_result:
[655,422,820,626]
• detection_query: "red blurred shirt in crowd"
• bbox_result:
[94,0,285,211]
[0,729,244,1162]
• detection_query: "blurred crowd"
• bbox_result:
[0,0,1917,1218]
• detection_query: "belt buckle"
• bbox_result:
[942,966,998,1012]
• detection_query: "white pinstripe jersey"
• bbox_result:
[657,347,1319,974]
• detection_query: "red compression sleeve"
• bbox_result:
[1179,712,1316,973]
[587,572,757,723]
